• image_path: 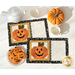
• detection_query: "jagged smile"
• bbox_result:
[17,35,25,38]
[35,53,44,56]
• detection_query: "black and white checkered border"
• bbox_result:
[7,18,49,46]
[27,38,69,63]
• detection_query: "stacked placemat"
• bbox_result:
[7,18,69,64]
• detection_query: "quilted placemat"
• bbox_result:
[27,38,69,63]
[8,18,49,46]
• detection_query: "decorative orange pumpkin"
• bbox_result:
[8,47,26,64]
[31,42,48,59]
[47,8,64,25]
[13,25,28,41]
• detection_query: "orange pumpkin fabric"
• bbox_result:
[13,28,28,41]
[8,47,26,64]
[48,8,64,25]
[31,46,48,59]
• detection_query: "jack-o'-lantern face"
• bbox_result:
[31,46,48,59]
[13,29,28,41]
[18,52,26,60]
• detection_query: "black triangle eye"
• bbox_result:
[41,48,42,51]
[21,31,23,33]
[17,31,19,33]
[37,48,38,51]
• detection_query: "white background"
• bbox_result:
[0,0,75,75]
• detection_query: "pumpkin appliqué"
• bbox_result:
[8,47,26,64]
[13,25,28,41]
[47,8,64,25]
[31,42,48,59]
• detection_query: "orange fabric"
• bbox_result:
[13,28,28,41]
[31,46,48,59]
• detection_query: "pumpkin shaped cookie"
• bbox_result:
[47,8,64,25]
[8,47,26,65]
[31,42,48,59]
[17,52,26,60]
[14,47,22,53]
[8,49,15,57]
[9,47,22,57]
[13,25,28,41]
[9,56,21,64]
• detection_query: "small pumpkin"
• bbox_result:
[13,25,28,41]
[47,8,64,25]
[31,42,48,59]
[8,47,26,64]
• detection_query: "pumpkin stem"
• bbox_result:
[38,42,41,46]
[18,25,21,29]
[54,12,59,17]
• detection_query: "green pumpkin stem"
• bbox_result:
[41,42,44,46]
[54,12,59,17]
[38,42,44,46]
[21,25,24,29]
[18,25,24,29]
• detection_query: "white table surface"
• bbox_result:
[0,6,75,69]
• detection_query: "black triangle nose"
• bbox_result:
[20,33,22,35]
[39,51,40,53]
